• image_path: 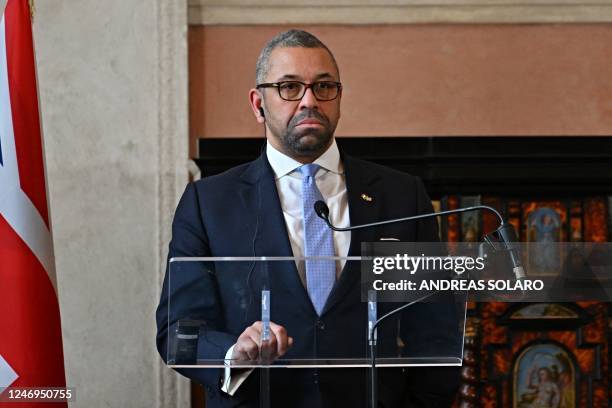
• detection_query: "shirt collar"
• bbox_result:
[266,139,343,179]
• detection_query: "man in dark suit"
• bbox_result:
[156,29,460,407]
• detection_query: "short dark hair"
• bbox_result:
[255,29,339,85]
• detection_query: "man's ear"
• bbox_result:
[249,89,265,124]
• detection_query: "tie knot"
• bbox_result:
[299,163,321,179]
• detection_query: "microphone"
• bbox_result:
[313,200,524,408]
[314,200,329,221]
[483,223,526,280]
[315,199,505,229]
[313,200,525,281]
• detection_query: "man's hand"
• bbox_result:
[232,321,294,362]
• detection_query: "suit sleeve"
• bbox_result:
[155,182,238,391]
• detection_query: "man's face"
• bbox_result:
[256,47,341,161]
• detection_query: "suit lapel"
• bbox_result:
[239,153,315,316]
[322,153,384,315]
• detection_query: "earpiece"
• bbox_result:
[258,107,265,120]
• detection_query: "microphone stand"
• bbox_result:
[314,201,524,408]
[315,202,505,232]
[368,289,442,408]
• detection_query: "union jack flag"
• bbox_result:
[0,0,66,405]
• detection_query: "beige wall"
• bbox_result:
[32,1,190,407]
[189,24,612,153]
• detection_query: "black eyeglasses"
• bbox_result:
[256,81,342,101]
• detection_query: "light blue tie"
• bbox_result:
[299,163,336,316]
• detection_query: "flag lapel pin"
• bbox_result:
[361,193,373,203]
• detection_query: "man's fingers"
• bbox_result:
[248,324,270,346]
[235,321,293,361]
[235,322,265,361]
[269,322,291,357]
[259,340,278,361]
[235,337,259,361]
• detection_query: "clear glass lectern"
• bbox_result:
[162,257,467,407]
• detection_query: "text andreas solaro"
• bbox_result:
[361,242,545,303]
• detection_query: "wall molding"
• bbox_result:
[155,0,191,407]
[188,0,612,24]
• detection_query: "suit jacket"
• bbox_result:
[156,151,460,408]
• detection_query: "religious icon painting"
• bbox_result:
[513,342,576,408]
[522,202,567,276]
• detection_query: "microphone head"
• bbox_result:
[314,200,330,220]
[484,223,519,251]
[484,223,527,279]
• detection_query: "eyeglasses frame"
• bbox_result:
[256,81,342,101]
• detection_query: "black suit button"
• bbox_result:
[316,320,325,330]
[313,372,319,384]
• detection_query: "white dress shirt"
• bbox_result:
[267,139,351,281]
[221,140,351,395]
